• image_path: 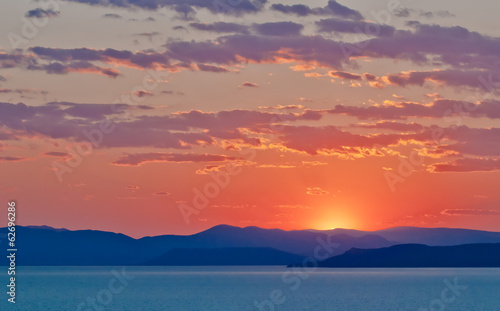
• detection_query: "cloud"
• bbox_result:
[25,8,60,18]
[0,88,48,96]
[171,4,195,20]
[172,25,187,31]
[0,156,28,162]
[43,152,70,157]
[102,13,122,18]
[327,99,500,120]
[197,63,230,73]
[357,121,424,132]
[394,8,413,17]
[134,32,160,37]
[316,18,395,37]
[28,61,121,78]
[6,99,500,164]
[253,22,304,37]
[65,0,267,15]
[271,1,363,20]
[189,22,249,34]
[29,46,171,70]
[275,125,399,155]
[133,90,154,97]
[441,209,500,216]
[420,10,456,19]
[385,69,499,90]
[430,158,500,172]
[11,20,498,83]
[161,90,185,95]
[112,153,237,166]
[329,71,363,80]
[306,187,329,195]
[239,82,259,88]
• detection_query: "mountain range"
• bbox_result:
[314,243,500,267]
[1,225,500,266]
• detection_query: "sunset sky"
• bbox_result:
[1,0,500,238]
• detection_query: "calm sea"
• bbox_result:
[2,267,499,310]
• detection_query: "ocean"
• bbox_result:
[2,266,499,310]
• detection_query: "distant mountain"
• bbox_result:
[187,225,393,257]
[24,225,69,232]
[144,247,305,266]
[314,243,500,268]
[324,226,500,246]
[0,226,141,266]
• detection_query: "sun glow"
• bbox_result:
[313,215,355,231]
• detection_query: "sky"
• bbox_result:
[1,0,500,238]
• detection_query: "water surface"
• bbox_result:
[2,266,499,310]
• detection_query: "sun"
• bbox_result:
[312,213,356,231]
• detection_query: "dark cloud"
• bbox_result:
[385,69,498,91]
[394,8,413,18]
[437,126,500,157]
[329,71,362,80]
[240,82,258,88]
[65,0,266,15]
[133,90,154,98]
[0,88,48,96]
[328,99,500,120]
[29,46,171,71]
[134,32,160,37]
[271,1,363,20]
[112,153,237,166]
[189,22,250,34]
[165,34,346,69]
[431,158,500,172]
[253,22,304,36]
[161,90,185,95]
[102,13,122,18]
[420,10,456,19]
[28,61,121,78]
[0,156,28,162]
[316,18,395,37]
[25,8,60,18]
[197,63,230,73]
[43,152,70,157]
[6,20,497,85]
[172,4,196,20]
